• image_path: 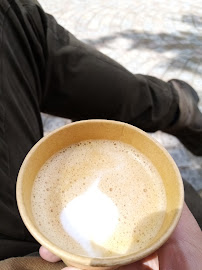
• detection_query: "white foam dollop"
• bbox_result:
[60,173,119,257]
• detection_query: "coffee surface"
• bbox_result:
[31,140,166,257]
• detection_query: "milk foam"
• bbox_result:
[31,140,166,257]
[61,175,119,257]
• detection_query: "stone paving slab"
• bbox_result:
[39,0,202,191]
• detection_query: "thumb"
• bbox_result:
[39,246,61,263]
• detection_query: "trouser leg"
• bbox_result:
[42,20,179,132]
[42,10,202,155]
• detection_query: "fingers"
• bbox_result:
[39,246,61,263]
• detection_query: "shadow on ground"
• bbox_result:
[83,14,202,76]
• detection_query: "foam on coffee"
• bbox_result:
[31,140,166,257]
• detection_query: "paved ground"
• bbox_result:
[39,0,202,191]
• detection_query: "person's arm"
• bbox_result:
[40,203,202,270]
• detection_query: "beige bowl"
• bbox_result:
[17,120,184,270]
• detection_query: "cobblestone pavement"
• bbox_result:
[39,0,202,191]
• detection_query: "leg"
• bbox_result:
[40,5,202,156]
[42,21,179,132]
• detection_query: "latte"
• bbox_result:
[31,139,166,258]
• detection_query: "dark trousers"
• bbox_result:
[0,0,201,260]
